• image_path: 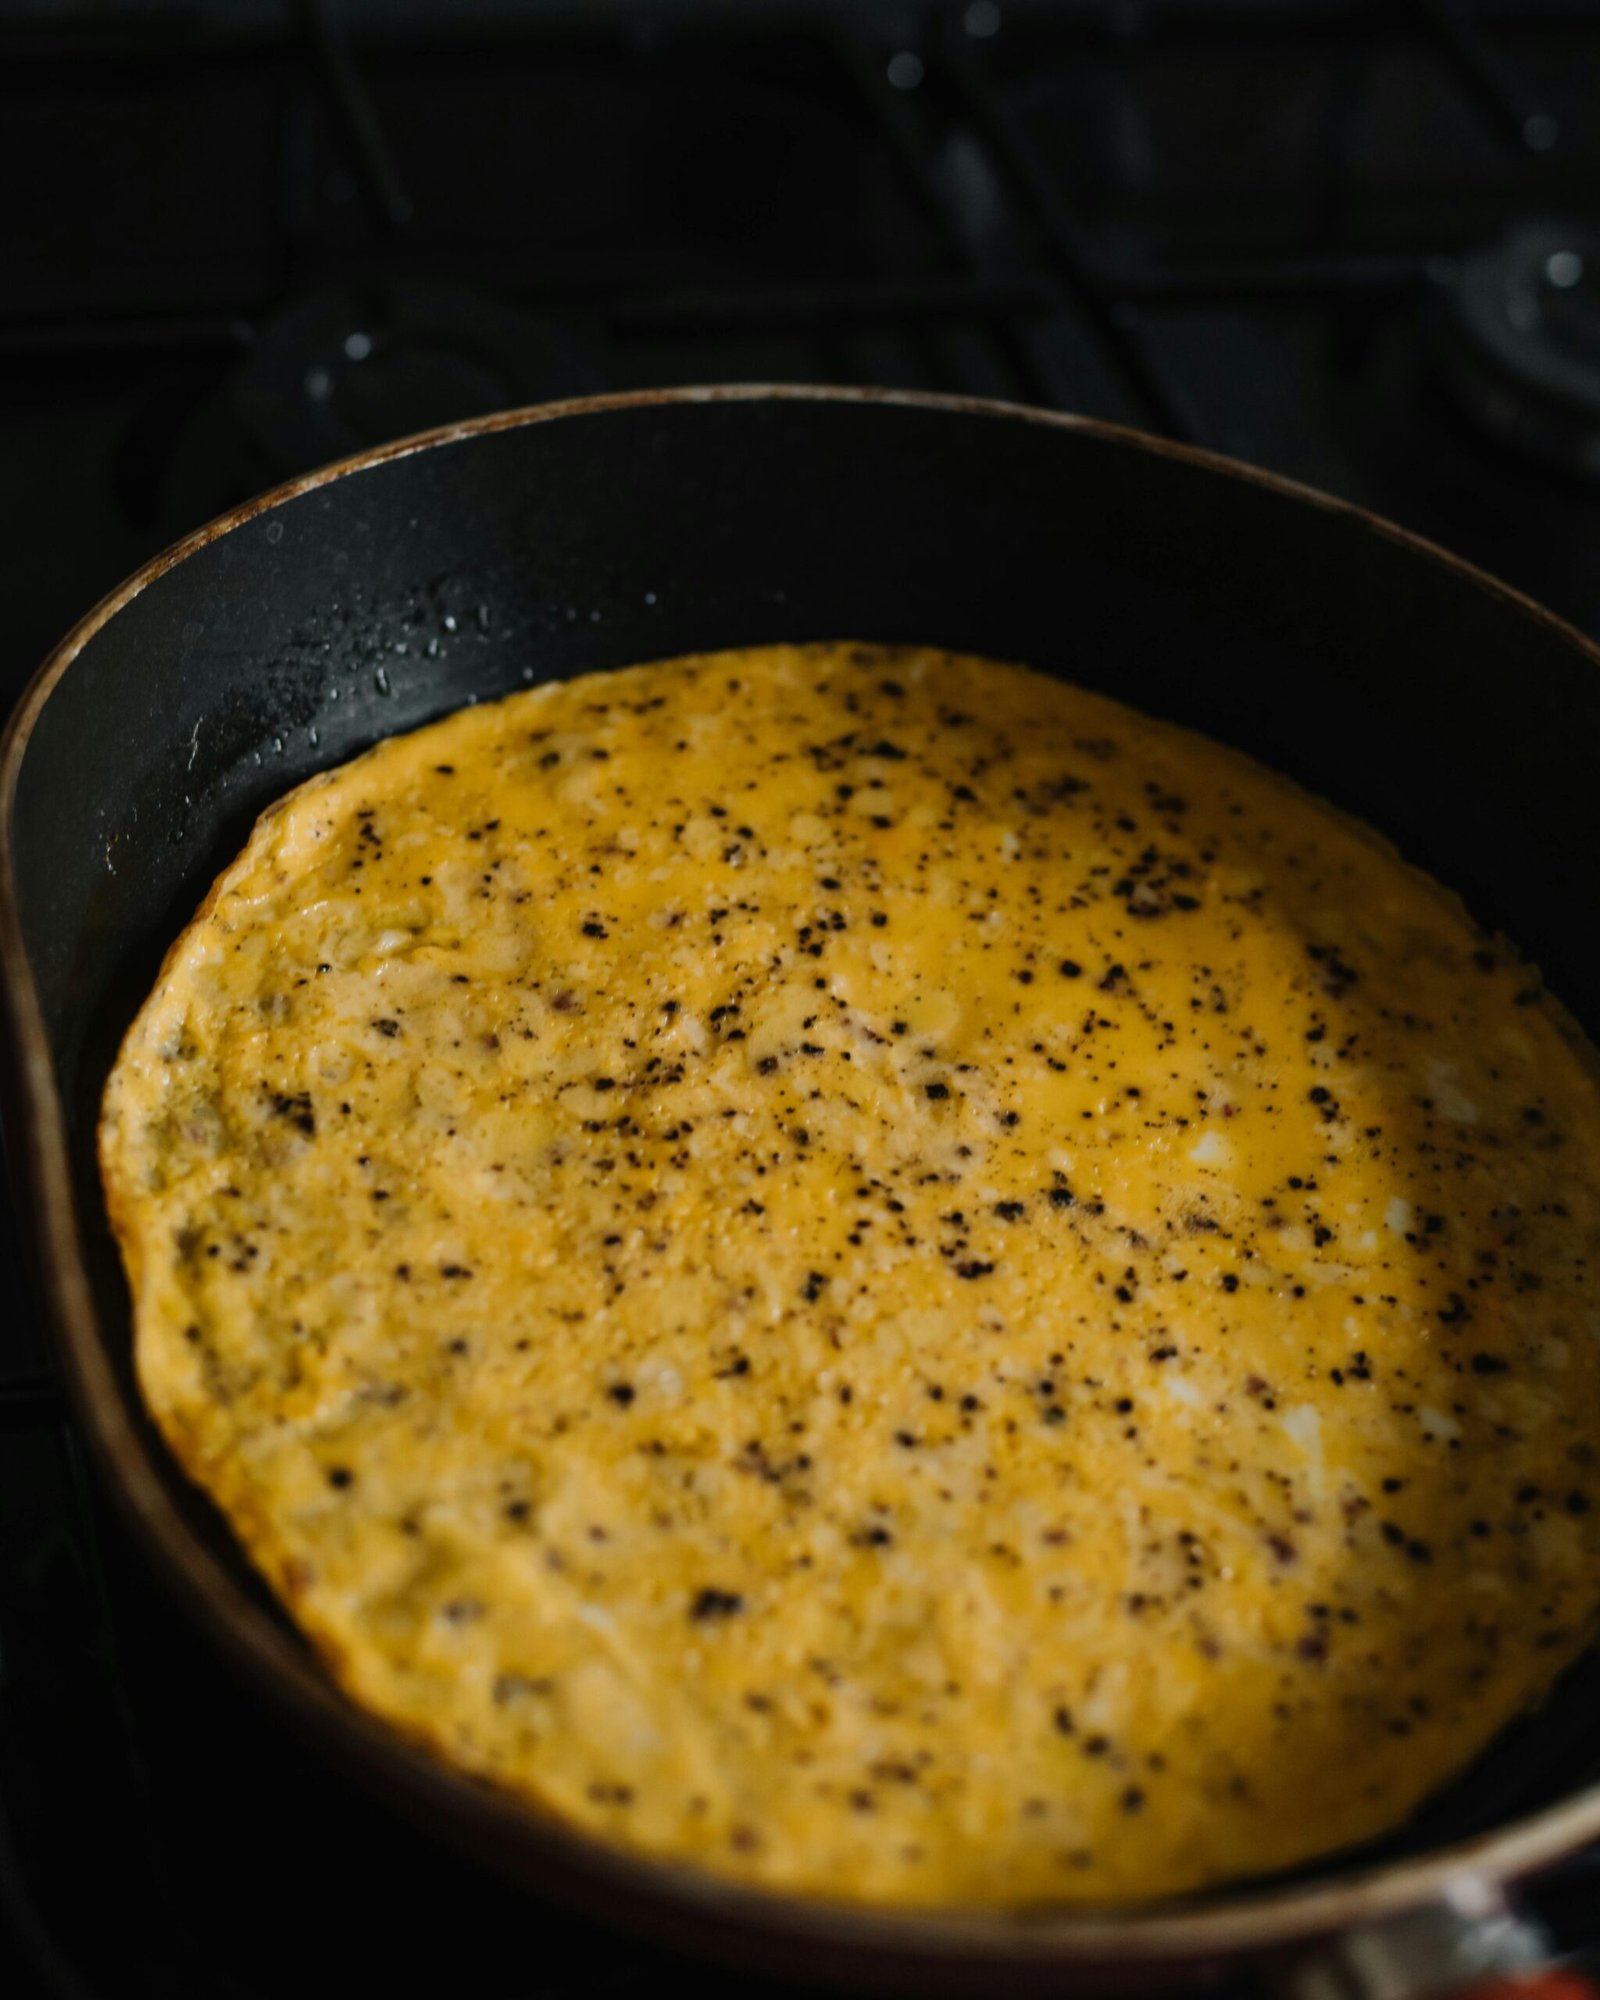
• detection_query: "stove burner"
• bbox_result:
[231,280,603,478]
[1441,222,1600,484]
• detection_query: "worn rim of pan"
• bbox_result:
[3,383,1599,1967]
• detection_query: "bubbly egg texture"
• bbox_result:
[101,643,1600,1907]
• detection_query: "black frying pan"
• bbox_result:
[4,386,1600,1997]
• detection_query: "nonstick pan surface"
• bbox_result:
[5,386,1600,1992]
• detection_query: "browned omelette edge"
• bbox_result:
[97,642,1600,1911]
[94,756,476,1766]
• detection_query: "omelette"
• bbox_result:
[100,643,1600,1908]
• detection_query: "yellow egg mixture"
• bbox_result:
[101,644,1600,1907]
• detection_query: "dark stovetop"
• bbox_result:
[6,5,1600,1995]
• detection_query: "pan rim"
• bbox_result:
[4,380,1600,1970]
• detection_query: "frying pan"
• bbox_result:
[4,384,1600,1998]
